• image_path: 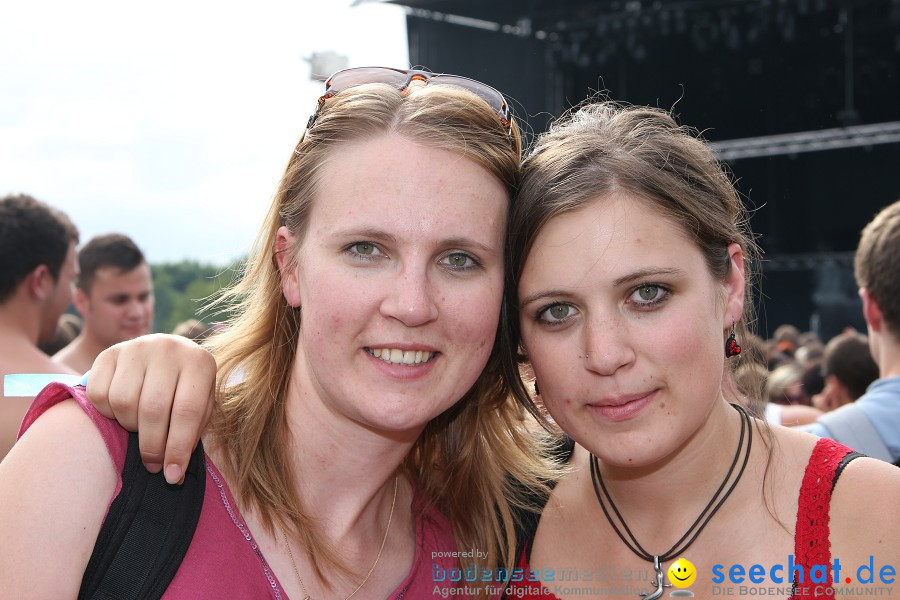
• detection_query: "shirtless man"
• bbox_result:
[0,194,79,460]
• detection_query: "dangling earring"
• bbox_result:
[534,380,540,396]
[725,322,742,358]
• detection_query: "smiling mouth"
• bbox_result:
[366,347,436,365]
[673,574,692,581]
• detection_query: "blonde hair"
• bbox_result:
[502,101,763,412]
[205,81,552,585]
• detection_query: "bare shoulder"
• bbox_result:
[0,398,118,597]
[831,456,900,523]
[764,421,820,469]
[829,457,900,593]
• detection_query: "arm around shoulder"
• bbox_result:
[0,399,118,598]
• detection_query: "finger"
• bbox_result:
[163,364,216,485]
[85,346,120,419]
[135,357,181,473]
[103,344,149,432]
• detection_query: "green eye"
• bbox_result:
[353,242,376,255]
[538,303,579,324]
[549,305,570,319]
[447,253,470,268]
[637,285,659,301]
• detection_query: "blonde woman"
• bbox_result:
[0,68,551,599]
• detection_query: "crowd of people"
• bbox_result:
[1,66,898,600]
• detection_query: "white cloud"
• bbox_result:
[1,0,409,263]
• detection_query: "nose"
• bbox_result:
[379,267,439,327]
[582,313,635,376]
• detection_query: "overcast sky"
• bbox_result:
[1,0,409,264]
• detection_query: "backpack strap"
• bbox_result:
[818,403,892,462]
[78,432,206,600]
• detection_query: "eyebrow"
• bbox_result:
[332,228,499,255]
[519,267,686,307]
[612,267,686,287]
[519,289,573,308]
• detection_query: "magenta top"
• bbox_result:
[20,382,482,599]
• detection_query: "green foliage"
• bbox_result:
[151,260,241,334]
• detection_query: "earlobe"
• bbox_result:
[723,243,746,326]
[275,226,302,308]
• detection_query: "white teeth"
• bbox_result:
[368,348,434,365]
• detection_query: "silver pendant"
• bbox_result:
[640,556,672,600]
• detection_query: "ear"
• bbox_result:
[860,287,883,333]
[73,286,89,317]
[28,265,52,301]
[275,226,302,308]
[722,243,746,327]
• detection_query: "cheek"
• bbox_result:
[447,282,502,349]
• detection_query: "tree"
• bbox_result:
[151,261,240,334]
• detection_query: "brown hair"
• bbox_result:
[0,194,79,303]
[855,199,900,338]
[77,233,146,293]
[823,331,879,399]
[205,81,551,585]
[501,101,763,414]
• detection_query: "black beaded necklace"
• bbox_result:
[589,404,753,599]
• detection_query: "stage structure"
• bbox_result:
[384,0,900,339]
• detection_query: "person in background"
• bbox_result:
[0,194,79,461]
[37,313,83,356]
[54,233,154,373]
[171,318,215,344]
[811,331,879,412]
[771,323,800,358]
[803,200,900,465]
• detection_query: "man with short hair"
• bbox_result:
[54,234,154,374]
[811,331,879,412]
[0,194,79,460]
[804,200,900,465]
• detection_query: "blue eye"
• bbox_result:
[537,303,579,324]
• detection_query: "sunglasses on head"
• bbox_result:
[306,66,512,133]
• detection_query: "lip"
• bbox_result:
[366,343,438,353]
[587,390,657,422]
[363,345,440,381]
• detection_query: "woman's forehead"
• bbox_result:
[307,134,509,244]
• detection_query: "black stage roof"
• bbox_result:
[384,0,900,337]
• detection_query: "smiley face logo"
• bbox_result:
[667,558,697,588]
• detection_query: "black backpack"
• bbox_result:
[78,432,206,600]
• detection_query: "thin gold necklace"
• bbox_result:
[279,474,399,600]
